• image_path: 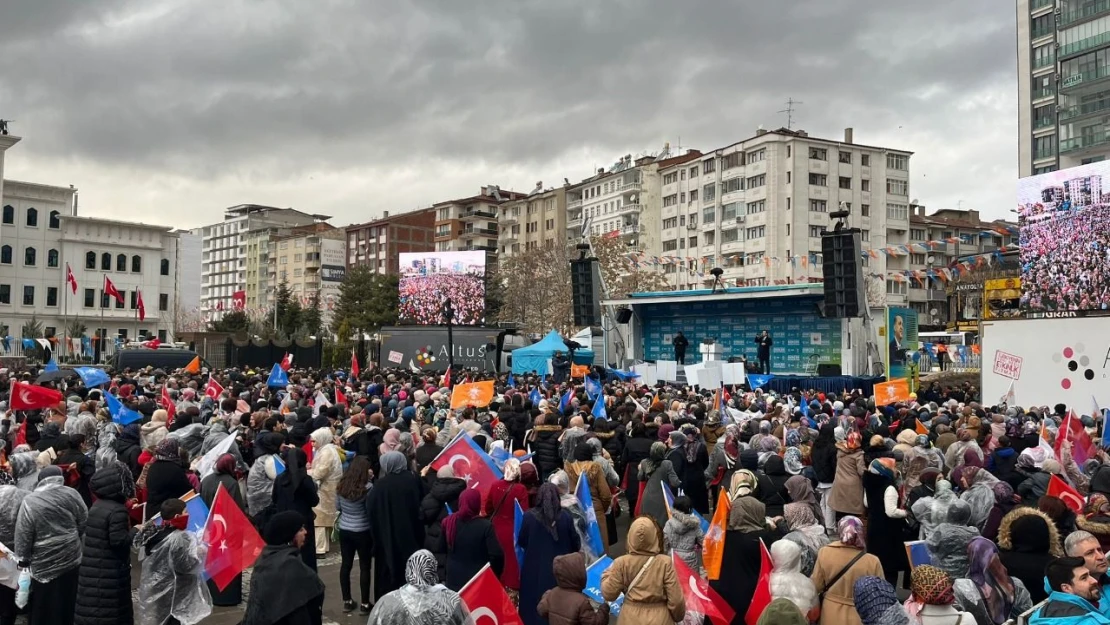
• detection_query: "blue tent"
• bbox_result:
[511,330,594,375]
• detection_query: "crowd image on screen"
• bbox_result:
[1020,204,1110,312]
[399,272,486,325]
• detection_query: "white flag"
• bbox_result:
[196,432,237,480]
[313,390,332,416]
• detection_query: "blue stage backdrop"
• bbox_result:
[641,295,841,373]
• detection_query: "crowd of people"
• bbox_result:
[1020,205,1110,312]
[0,360,1109,624]
[398,272,486,325]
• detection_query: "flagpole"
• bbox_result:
[134,288,139,344]
[62,264,68,362]
[100,274,106,364]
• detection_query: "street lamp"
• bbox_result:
[443,297,455,386]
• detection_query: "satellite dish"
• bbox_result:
[929,308,938,316]
[629,194,638,203]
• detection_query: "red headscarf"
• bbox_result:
[441,489,482,549]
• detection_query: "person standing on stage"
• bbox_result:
[755,329,773,374]
[672,332,689,365]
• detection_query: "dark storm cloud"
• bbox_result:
[0,0,1016,225]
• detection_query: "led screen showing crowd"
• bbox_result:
[398,251,487,325]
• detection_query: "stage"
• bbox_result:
[755,374,885,397]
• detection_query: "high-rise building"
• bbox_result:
[1017,0,1110,176]
[345,207,436,274]
[498,183,567,258]
[199,205,323,312]
[433,186,524,255]
[267,223,345,330]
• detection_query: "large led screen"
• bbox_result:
[1018,162,1110,313]
[398,251,487,325]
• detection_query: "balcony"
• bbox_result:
[461,245,496,253]
[567,216,582,229]
[1031,0,1054,9]
[619,223,644,236]
[460,208,497,221]
[1033,86,1056,101]
[1034,146,1058,160]
[501,230,518,242]
[1031,24,1055,41]
[459,227,498,239]
[1061,65,1110,92]
[501,213,518,226]
[1060,96,1110,121]
[1060,129,1110,153]
[567,198,583,209]
[1034,116,1056,129]
[619,182,643,196]
[1033,53,1056,70]
[1060,0,1110,26]
[615,203,643,216]
[1060,31,1110,59]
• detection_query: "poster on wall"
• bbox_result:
[398,251,487,325]
[886,307,919,379]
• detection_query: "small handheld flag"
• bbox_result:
[574,471,605,559]
[592,396,607,420]
[266,363,289,388]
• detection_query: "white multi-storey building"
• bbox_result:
[199,205,321,312]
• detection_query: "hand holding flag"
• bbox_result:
[203,485,265,591]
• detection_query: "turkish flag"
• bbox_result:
[335,385,347,406]
[161,386,177,426]
[1055,410,1096,466]
[279,352,293,372]
[350,351,360,379]
[429,434,503,501]
[459,563,523,625]
[10,380,63,411]
[205,377,225,401]
[144,338,161,350]
[103,276,123,304]
[203,485,265,591]
[65,263,78,295]
[744,539,773,625]
[673,552,735,625]
[1049,474,1085,514]
[443,366,451,389]
[232,290,246,311]
[136,290,147,322]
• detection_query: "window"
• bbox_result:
[680,170,686,180]
[689,166,698,178]
[722,152,744,169]
[689,236,698,248]
[887,154,908,170]
[84,288,95,308]
[0,246,10,265]
[702,206,715,223]
[114,254,125,272]
[294,268,303,278]
[861,229,870,242]
[810,200,828,212]
[663,194,678,207]
[861,179,870,192]
[839,151,852,164]
[25,208,37,227]
[887,279,908,295]
[722,177,744,193]
[1,206,11,225]
[861,154,870,167]
[22,286,33,306]
[862,204,870,217]
[48,210,60,229]
[887,203,909,220]
[887,179,908,195]
[808,173,827,186]
[910,253,926,264]
[23,247,35,267]
[129,291,138,310]
[101,253,111,270]
[703,184,716,202]
[0,285,9,305]
[705,231,715,245]
[46,287,58,307]
[747,200,766,214]
[116,291,125,309]
[703,159,716,174]
[722,203,739,221]
[746,174,765,188]
[722,229,740,243]
[690,189,698,203]
[159,294,169,311]
[546,218,554,230]
[131,255,141,273]
[747,149,766,163]
[160,258,170,275]
[746,226,766,239]
[662,239,678,252]
[839,176,852,190]
[910,228,926,240]
[809,147,827,161]
[809,225,824,237]
[47,249,58,268]
[663,172,679,185]
[663,217,678,229]
[786,224,791,236]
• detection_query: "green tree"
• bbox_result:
[21,316,43,339]
[66,319,88,339]
[300,292,323,337]
[331,266,398,338]
[209,310,251,333]
[273,280,302,338]
[483,269,505,324]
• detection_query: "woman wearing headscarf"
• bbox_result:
[673,424,710,514]
[926,496,980,580]
[952,537,1032,625]
[421,466,467,581]
[953,465,1000,530]
[582,437,619,548]
[620,420,652,514]
[270,446,320,570]
[309,426,342,556]
[810,424,838,532]
[853,576,910,625]
[782,502,830,576]
[143,438,194,523]
[134,499,212,625]
[811,517,885,625]
[785,475,821,523]
[379,427,403,457]
[74,462,135,625]
[438,489,503,592]
[980,482,1018,542]
[1075,492,1110,552]
[828,432,866,521]
[770,540,818,621]
[996,506,1062,604]
[485,457,529,594]
[368,451,426,601]
[756,598,808,625]
[565,443,612,554]
[0,472,26,625]
[863,457,909,586]
[714,470,782,624]
[638,441,680,531]
[519,462,541,507]
[518,483,581,625]
[247,431,283,519]
[903,565,975,625]
[198,453,247,606]
[549,470,592,553]
[241,511,326,625]
[601,517,686,625]
[366,549,472,625]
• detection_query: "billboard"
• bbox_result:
[379,325,500,372]
[885,307,919,379]
[1018,162,1110,314]
[398,251,486,325]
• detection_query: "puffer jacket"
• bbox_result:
[421,476,467,580]
[663,510,704,576]
[75,464,134,625]
[998,506,1063,604]
[115,426,143,480]
[15,475,89,583]
[595,429,625,477]
[529,425,563,477]
[538,552,609,625]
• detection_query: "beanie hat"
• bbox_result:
[263,511,306,546]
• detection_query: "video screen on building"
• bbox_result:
[1018,162,1110,313]
[398,251,487,325]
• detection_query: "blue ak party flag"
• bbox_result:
[74,366,111,387]
[266,363,289,388]
[575,471,605,559]
[104,392,142,425]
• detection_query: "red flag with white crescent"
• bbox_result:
[103,275,123,304]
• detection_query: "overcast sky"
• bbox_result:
[0,1,1017,229]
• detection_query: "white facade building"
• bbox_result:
[200,205,321,312]
[566,154,664,255]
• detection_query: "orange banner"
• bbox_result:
[570,364,590,379]
[875,378,911,406]
[704,488,731,580]
[450,380,495,409]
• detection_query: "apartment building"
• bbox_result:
[432,186,525,258]
[345,207,436,274]
[498,183,566,258]
[199,205,323,312]
[654,128,913,305]
[905,206,1018,325]
[1017,0,1110,177]
[267,224,345,329]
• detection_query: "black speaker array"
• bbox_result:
[821,229,865,318]
[570,257,601,327]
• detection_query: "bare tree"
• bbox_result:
[495,242,575,335]
[590,234,669,297]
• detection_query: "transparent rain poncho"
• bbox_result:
[167,423,207,459]
[925,497,980,580]
[13,476,88,582]
[366,550,472,625]
[0,486,28,549]
[960,471,1000,530]
[136,529,212,625]
[8,452,38,492]
[910,479,959,540]
[96,422,121,471]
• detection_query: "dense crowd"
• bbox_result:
[398,273,486,325]
[0,362,1109,625]
[1020,206,1110,312]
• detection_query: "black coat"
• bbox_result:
[810,441,837,484]
[437,517,504,592]
[670,444,710,514]
[420,477,466,581]
[862,471,908,582]
[622,435,654,509]
[75,464,134,625]
[271,468,320,570]
[144,459,194,522]
[529,425,563,478]
[115,434,142,481]
[368,469,426,600]
[55,448,96,508]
